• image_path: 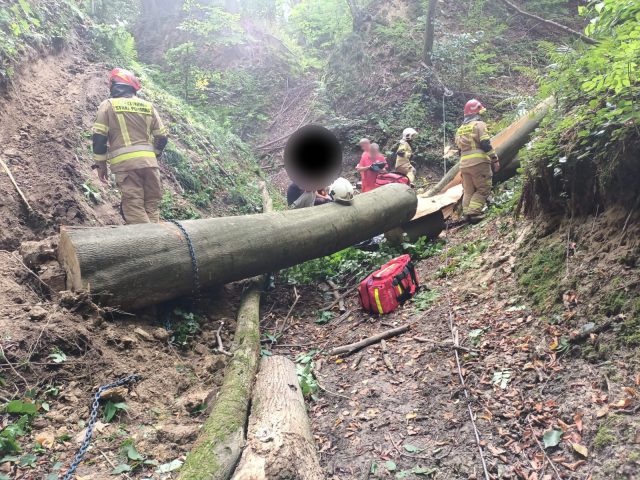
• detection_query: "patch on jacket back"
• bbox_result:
[110,98,152,115]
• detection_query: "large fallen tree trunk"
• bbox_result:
[58,184,417,310]
[423,97,553,198]
[232,355,324,480]
[179,280,263,480]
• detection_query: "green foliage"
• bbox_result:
[103,401,128,423]
[517,241,565,310]
[524,0,640,214]
[88,23,137,66]
[48,347,67,364]
[437,240,489,278]
[179,1,243,47]
[296,350,319,400]
[288,0,352,57]
[0,0,83,84]
[169,309,201,347]
[411,289,440,312]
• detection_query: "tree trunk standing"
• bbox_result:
[345,0,361,30]
[58,184,417,310]
[423,0,438,65]
[178,281,263,480]
[232,356,324,480]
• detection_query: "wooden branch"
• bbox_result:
[232,356,323,480]
[499,0,597,45]
[321,284,359,312]
[0,156,33,213]
[328,325,410,357]
[380,340,394,372]
[326,280,346,313]
[214,321,232,357]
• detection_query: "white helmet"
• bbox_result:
[402,128,418,141]
[329,177,354,204]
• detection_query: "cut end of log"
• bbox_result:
[58,227,82,292]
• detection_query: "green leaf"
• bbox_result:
[125,444,144,461]
[144,459,159,466]
[0,456,20,464]
[370,462,377,474]
[111,463,132,474]
[542,429,563,449]
[156,459,183,473]
[48,352,67,363]
[385,460,397,471]
[19,453,37,467]
[413,466,437,476]
[103,402,117,422]
[41,402,50,412]
[403,444,424,453]
[5,400,37,415]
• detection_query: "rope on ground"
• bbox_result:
[442,225,491,480]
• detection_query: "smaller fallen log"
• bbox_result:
[178,281,262,480]
[232,355,323,480]
[328,324,410,356]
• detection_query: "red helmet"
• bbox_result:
[464,99,486,116]
[109,68,141,91]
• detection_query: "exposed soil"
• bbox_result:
[268,212,640,479]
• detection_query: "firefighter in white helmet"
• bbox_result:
[329,177,354,204]
[395,128,417,183]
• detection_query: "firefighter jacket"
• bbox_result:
[395,139,413,171]
[455,118,496,168]
[93,97,168,173]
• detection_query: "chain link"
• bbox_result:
[61,374,141,480]
[169,220,201,297]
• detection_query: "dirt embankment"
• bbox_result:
[0,44,242,479]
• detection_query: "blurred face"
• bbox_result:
[360,140,370,152]
[370,144,379,156]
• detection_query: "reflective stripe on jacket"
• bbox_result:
[93,97,168,172]
[455,120,495,168]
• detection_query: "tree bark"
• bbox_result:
[423,0,438,65]
[179,280,263,480]
[58,184,417,310]
[179,184,273,480]
[423,97,553,198]
[498,0,597,45]
[231,356,324,480]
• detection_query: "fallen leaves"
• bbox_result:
[571,442,589,457]
[542,429,563,449]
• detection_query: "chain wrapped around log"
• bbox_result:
[58,184,417,310]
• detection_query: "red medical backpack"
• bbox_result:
[375,172,411,187]
[358,255,419,314]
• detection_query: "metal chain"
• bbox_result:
[61,374,141,480]
[169,220,201,297]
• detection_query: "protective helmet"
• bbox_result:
[402,128,418,141]
[329,177,354,204]
[109,68,141,91]
[464,99,486,116]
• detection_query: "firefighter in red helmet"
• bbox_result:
[454,99,499,223]
[92,68,168,224]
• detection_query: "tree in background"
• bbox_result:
[423,0,438,65]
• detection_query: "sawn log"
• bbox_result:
[58,183,417,310]
[231,355,324,480]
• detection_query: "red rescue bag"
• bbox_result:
[375,172,410,187]
[358,255,419,314]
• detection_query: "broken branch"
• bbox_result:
[328,324,410,356]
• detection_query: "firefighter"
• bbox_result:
[395,128,417,183]
[455,99,500,223]
[92,68,168,224]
